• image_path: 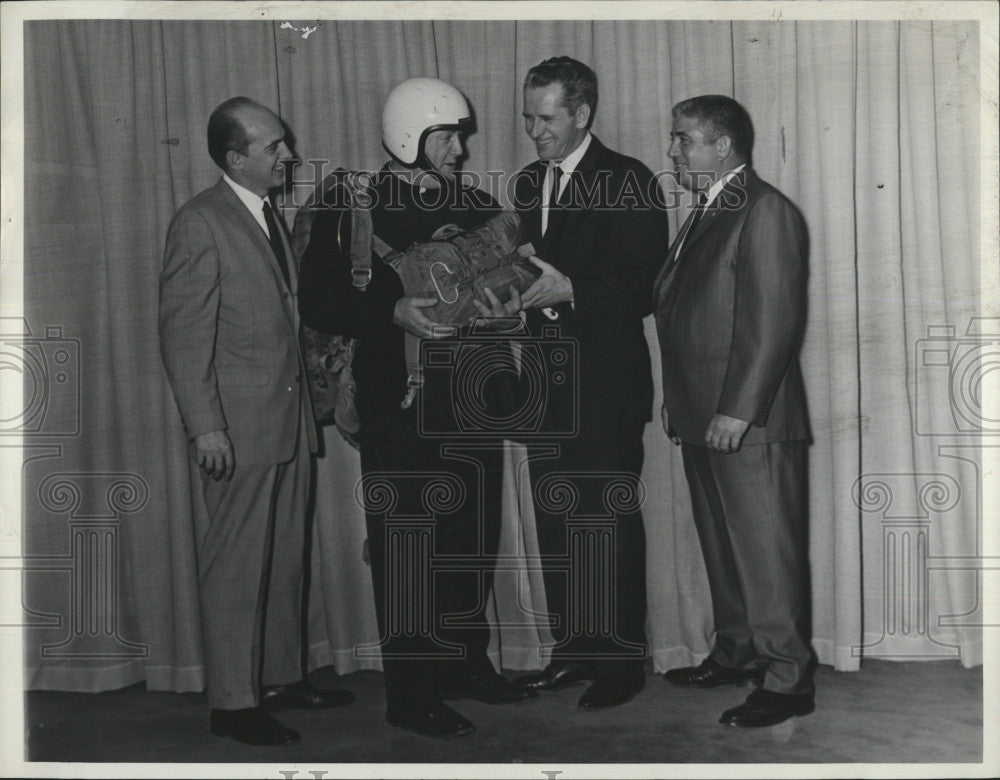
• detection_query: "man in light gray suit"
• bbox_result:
[159,97,351,745]
[653,95,815,728]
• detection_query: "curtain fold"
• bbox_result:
[17,18,985,692]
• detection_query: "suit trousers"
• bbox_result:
[196,422,310,710]
[360,408,504,710]
[527,418,648,674]
[680,440,814,696]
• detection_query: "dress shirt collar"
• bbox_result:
[223,174,271,233]
[223,173,269,210]
[703,163,747,208]
[549,131,592,175]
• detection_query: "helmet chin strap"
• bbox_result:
[414,162,450,189]
[387,158,449,189]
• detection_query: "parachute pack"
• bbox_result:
[291,168,537,445]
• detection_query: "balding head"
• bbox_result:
[207,97,268,172]
[206,98,290,197]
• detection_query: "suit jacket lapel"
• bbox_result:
[520,162,545,248]
[654,208,692,303]
[267,203,297,292]
[214,179,292,290]
[542,174,568,252]
[655,169,754,307]
[684,199,722,248]
[542,136,604,261]
[692,166,752,248]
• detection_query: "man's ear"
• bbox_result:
[715,134,734,162]
[574,103,591,130]
[226,149,244,171]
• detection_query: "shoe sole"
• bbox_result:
[521,678,595,693]
[577,683,644,709]
[209,726,300,745]
[720,703,815,728]
[385,716,477,738]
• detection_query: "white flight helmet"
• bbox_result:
[382,76,472,165]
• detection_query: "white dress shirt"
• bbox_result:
[703,162,747,208]
[541,132,592,235]
[673,163,747,259]
[223,174,274,238]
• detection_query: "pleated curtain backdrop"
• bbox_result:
[18,18,984,693]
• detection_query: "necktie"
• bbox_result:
[543,164,563,236]
[262,200,291,287]
[673,191,708,260]
[549,163,563,207]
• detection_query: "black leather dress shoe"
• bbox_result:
[719,688,815,727]
[663,657,763,688]
[385,702,476,738]
[514,662,597,692]
[262,681,354,710]
[210,706,300,745]
[577,668,645,709]
[439,670,539,704]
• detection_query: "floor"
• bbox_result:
[23,659,982,770]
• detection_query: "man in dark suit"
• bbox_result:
[159,97,352,746]
[653,94,815,727]
[511,57,667,708]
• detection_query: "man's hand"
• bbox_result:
[704,413,751,453]
[661,403,681,445]
[393,296,458,339]
[520,256,573,309]
[471,285,525,331]
[193,429,234,481]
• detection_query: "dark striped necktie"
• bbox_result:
[262,200,290,286]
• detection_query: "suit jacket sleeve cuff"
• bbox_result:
[180,408,227,442]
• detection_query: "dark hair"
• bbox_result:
[672,94,754,162]
[207,96,260,170]
[524,56,598,127]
